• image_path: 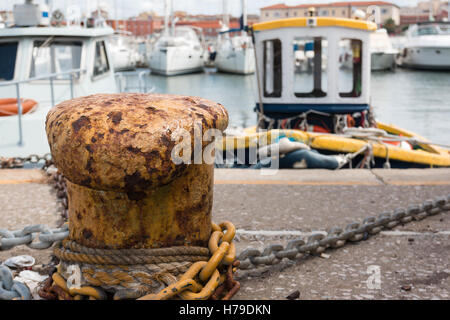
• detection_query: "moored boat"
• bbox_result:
[0,1,122,157]
[214,0,255,75]
[147,0,206,76]
[110,31,139,71]
[397,22,450,70]
[370,28,397,71]
[216,16,450,169]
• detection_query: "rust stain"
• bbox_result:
[107,111,123,125]
[71,116,91,133]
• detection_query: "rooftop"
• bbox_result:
[261,1,400,10]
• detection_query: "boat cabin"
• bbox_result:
[252,17,376,132]
[0,26,117,104]
[407,21,450,37]
[0,26,119,157]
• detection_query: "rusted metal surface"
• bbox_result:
[45,93,228,249]
[45,93,228,194]
[67,164,214,249]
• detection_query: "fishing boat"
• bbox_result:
[0,1,120,157]
[397,22,450,70]
[217,15,450,169]
[214,0,255,75]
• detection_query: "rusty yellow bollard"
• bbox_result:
[46,93,228,250]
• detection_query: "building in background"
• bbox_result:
[107,19,153,36]
[177,14,259,39]
[260,1,400,25]
[400,0,449,25]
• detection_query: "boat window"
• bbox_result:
[30,40,82,80]
[417,26,439,36]
[0,42,18,81]
[263,39,282,98]
[338,39,362,98]
[93,40,110,77]
[293,37,327,98]
[438,25,450,34]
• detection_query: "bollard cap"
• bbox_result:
[46,93,228,196]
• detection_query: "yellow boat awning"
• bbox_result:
[252,17,377,32]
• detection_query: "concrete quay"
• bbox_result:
[0,168,449,300]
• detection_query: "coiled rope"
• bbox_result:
[43,221,239,300]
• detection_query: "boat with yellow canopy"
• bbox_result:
[216,13,450,169]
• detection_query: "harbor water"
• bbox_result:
[141,68,450,145]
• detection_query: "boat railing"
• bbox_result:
[115,70,155,94]
[0,68,86,146]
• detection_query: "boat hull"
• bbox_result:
[112,50,137,71]
[398,46,450,70]
[148,46,205,76]
[215,48,255,75]
[371,52,396,71]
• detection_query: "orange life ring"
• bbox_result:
[0,98,38,117]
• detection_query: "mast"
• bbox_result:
[170,0,174,36]
[428,1,434,21]
[164,0,169,35]
[222,0,229,30]
[114,0,118,22]
[241,0,247,36]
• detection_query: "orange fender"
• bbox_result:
[0,98,38,117]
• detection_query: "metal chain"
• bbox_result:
[237,194,450,269]
[0,265,32,300]
[136,221,239,300]
[0,153,53,169]
[1,195,449,262]
[0,224,69,251]
[1,153,449,299]
[47,169,69,223]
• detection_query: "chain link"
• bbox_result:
[136,221,238,300]
[0,224,69,251]
[0,153,53,169]
[237,194,450,269]
[1,194,449,268]
[0,265,32,300]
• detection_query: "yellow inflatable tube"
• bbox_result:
[217,125,450,168]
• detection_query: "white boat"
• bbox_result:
[109,31,138,71]
[148,0,206,76]
[340,29,397,71]
[214,0,255,75]
[215,35,255,75]
[148,26,206,76]
[397,22,450,70]
[0,3,120,157]
[370,28,397,71]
